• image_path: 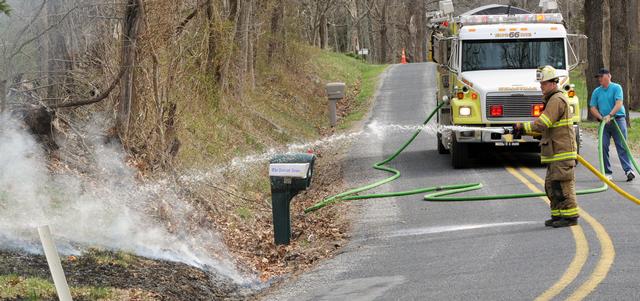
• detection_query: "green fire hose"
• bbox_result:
[305,102,640,213]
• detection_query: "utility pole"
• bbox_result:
[566,0,570,27]
[0,79,5,113]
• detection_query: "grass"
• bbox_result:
[338,111,365,130]
[626,119,640,152]
[236,207,253,220]
[356,64,388,105]
[171,46,388,243]
[580,118,640,157]
[177,46,387,167]
[580,121,599,129]
[0,275,113,300]
[313,50,387,130]
[570,69,588,111]
[88,249,135,268]
[338,63,388,129]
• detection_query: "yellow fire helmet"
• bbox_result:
[536,65,561,82]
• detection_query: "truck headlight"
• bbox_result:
[459,106,472,116]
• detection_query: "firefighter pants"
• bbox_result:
[545,160,579,218]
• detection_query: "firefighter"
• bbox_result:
[515,65,579,228]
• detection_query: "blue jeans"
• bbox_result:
[602,117,634,174]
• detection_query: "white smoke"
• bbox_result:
[0,114,250,284]
[0,106,445,286]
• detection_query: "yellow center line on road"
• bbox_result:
[519,167,615,301]
[503,166,589,301]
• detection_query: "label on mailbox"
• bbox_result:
[269,163,310,178]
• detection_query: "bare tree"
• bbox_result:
[584,0,604,120]
[609,0,630,125]
[268,0,286,63]
[206,0,219,78]
[628,0,640,109]
[118,0,143,140]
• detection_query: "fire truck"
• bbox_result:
[429,2,585,168]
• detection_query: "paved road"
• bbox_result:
[263,63,640,301]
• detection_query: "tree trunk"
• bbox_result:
[220,0,240,91]
[628,0,640,109]
[417,0,427,62]
[366,0,375,62]
[603,0,611,68]
[585,0,604,121]
[407,0,418,61]
[117,0,142,140]
[206,0,220,81]
[609,0,631,126]
[312,1,320,47]
[319,12,328,49]
[267,0,285,63]
[236,0,250,77]
[348,0,359,53]
[247,1,256,90]
[332,20,339,51]
[46,0,73,106]
[379,0,389,63]
[0,79,5,113]
[229,0,238,21]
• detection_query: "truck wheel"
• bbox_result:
[437,133,449,154]
[451,136,469,169]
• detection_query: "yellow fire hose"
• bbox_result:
[577,155,640,205]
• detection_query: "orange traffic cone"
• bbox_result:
[401,48,408,64]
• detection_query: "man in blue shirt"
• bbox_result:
[589,68,636,181]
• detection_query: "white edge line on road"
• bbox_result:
[385,221,538,238]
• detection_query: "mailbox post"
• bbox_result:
[325,82,346,127]
[269,153,315,245]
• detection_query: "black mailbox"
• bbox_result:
[269,153,315,245]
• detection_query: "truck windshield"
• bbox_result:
[461,38,565,72]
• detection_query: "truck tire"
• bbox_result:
[437,133,450,154]
[451,136,469,169]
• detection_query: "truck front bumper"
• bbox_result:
[453,126,538,143]
[441,125,579,147]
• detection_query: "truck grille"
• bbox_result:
[486,92,544,121]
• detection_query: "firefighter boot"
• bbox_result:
[551,217,578,228]
[545,216,561,227]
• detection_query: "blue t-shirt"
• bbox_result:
[589,82,626,117]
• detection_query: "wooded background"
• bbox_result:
[1,0,639,167]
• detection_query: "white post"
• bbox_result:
[328,99,338,127]
[38,225,73,301]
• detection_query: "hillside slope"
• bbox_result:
[0,47,387,300]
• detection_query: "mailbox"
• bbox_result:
[269,153,315,245]
[326,82,346,127]
[326,82,346,100]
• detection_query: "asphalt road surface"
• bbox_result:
[264,63,640,301]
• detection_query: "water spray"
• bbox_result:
[305,102,640,213]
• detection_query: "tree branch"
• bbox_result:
[175,0,208,37]
[49,65,126,109]
[13,0,46,42]
[8,4,79,61]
